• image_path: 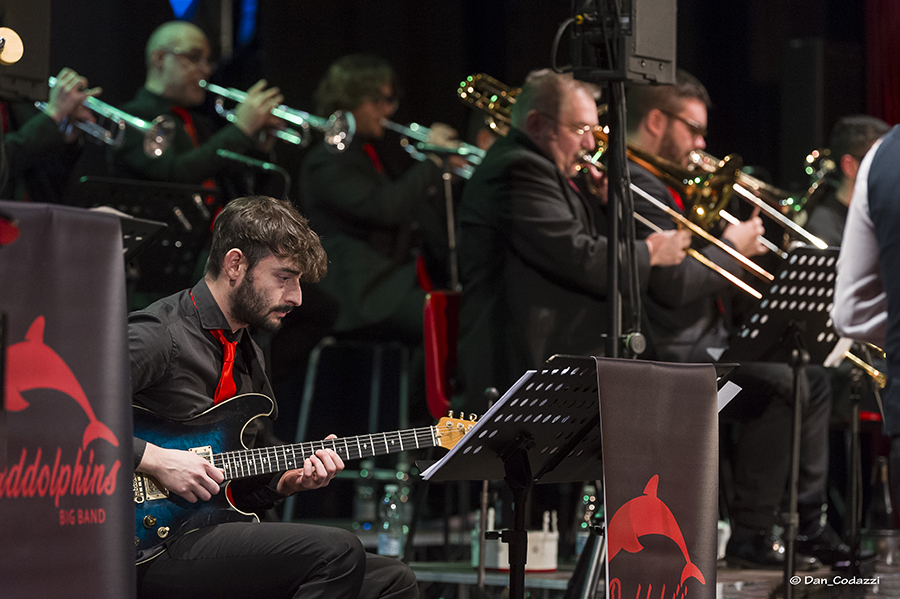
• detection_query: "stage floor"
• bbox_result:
[413,561,900,598]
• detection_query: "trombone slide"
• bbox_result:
[633,212,762,299]
[630,183,775,283]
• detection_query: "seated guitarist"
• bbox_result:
[130,195,418,598]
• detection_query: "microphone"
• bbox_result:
[216,149,291,200]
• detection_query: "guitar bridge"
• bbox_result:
[134,473,168,502]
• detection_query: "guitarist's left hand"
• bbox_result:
[276,434,345,495]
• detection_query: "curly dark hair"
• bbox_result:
[315,54,396,116]
[206,196,327,282]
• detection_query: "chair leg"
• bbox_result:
[282,336,335,523]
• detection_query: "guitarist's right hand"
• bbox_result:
[137,442,225,503]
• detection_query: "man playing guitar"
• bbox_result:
[131,195,418,598]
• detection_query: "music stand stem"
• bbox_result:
[485,434,535,599]
[784,344,808,599]
[848,368,864,576]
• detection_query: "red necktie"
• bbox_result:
[170,106,217,202]
[362,143,385,173]
[210,329,238,404]
[666,185,685,211]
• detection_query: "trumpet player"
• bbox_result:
[300,54,468,343]
[108,21,284,193]
[626,69,846,569]
[1,67,98,203]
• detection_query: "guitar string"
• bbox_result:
[213,425,463,478]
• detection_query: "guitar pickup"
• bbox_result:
[190,445,213,463]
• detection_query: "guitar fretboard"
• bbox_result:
[213,426,439,480]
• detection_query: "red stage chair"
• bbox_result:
[423,290,461,420]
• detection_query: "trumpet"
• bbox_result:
[689,149,828,250]
[37,76,174,157]
[200,81,355,152]
[381,119,485,179]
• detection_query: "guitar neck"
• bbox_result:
[213,426,439,480]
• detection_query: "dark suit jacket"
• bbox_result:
[106,87,256,185]
[456,128,651,413]
[629,163,745,362]
[299,137,443,340]
[1,106,83,203]
[806,186,847,248]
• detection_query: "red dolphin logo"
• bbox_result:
[5,316,119,449]
[607,475,705,587]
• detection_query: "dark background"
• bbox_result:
[1,0,874,194]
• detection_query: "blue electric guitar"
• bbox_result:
[133,392,474,564]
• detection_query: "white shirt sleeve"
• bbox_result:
[831,137,889,345]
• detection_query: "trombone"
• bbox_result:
[457,71,773,297]
[37,76,174,157]
[689,149,828,251]
[381,119,485,179]
[200,81,355,152]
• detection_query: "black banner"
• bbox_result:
[0,202,134,598]
[598,358,718,599]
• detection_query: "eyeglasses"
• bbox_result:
[165,48,215,70]
[539,111,600,137]
[371,93,399,107]
[660,110,707,138]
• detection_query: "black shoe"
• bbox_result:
[797,524,874,566]
[726,529,821,571]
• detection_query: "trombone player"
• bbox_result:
[455,69,690,416]
[107,21,284,193]
[625,69,846,569]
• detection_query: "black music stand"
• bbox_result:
[69,177,219,299]
[422,355,732,599]
[721,244,840,596]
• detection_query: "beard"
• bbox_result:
[657,125,691,168]
[231,269,293,332]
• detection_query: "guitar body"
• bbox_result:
[133,393,275,564]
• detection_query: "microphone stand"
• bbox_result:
[215,149,291,201]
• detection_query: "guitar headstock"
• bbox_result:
[434,412,478,450]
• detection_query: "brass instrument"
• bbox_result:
[825,338,887,389]
[456,72,772,296]
[589,129,775,284]
[200,81,355,152]
[458,73,518,136]
[381,119,485,179]
[689,149,828,250]
[37,76,174,157]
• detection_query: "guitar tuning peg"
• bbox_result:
[448,410,454,418]
[469,413,477,421]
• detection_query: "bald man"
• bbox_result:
[108,21,283,189]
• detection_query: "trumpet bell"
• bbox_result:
[143,115,176,158]
[322,110,355,153]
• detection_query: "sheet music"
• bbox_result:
[421,370,535,481]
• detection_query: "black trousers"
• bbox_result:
[136,522,418,599]
[722,362,832,533]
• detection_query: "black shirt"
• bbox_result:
[129,279,281,508]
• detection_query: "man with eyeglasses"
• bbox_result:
[625,69,847,570]
[454,69,690,417]
[108,21,284,191]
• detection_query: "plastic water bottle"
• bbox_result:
[377,484,405,556]
[575,483,599,557]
